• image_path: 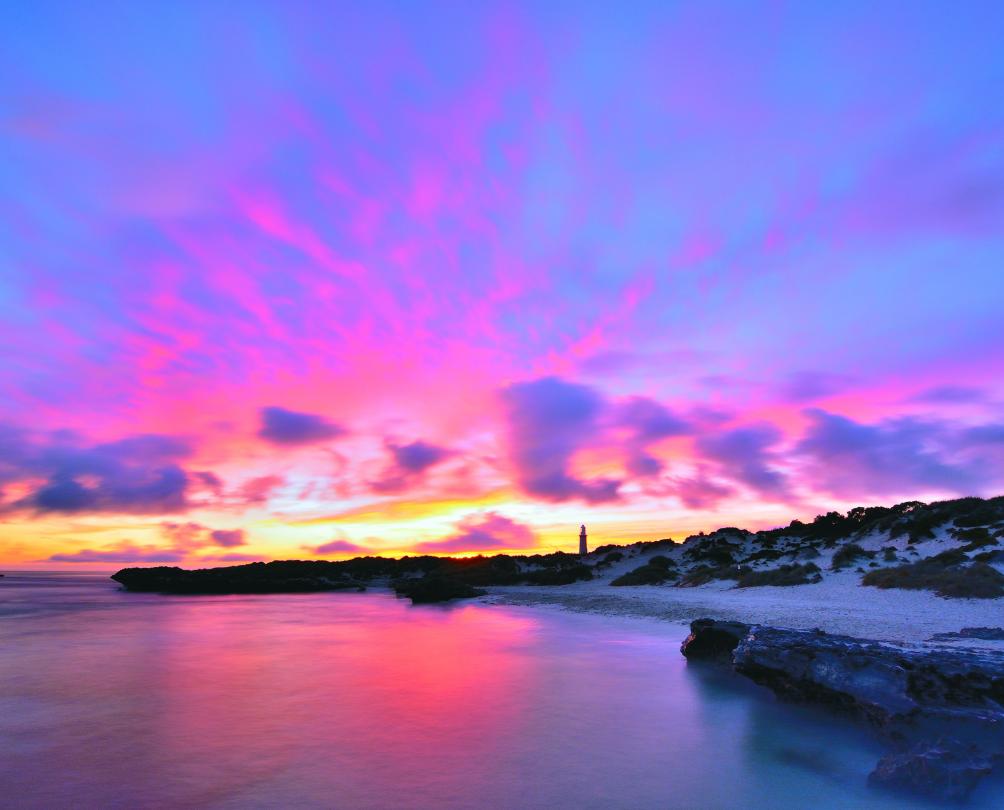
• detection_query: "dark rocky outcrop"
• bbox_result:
[731,626,1004,729]
[111,551,589,595]
[680,619,750,663]
[681,618,1004,801]
[111,564,367,595]
[391,575,485,604]
[868,739,997,802]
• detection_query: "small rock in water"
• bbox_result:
[392,576,485,604]
[868,738,994,802]
[929,627,1004,641]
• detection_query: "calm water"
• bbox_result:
[1,573,1000,809]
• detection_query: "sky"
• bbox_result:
[2,1,1004,568]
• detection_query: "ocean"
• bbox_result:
[1,572,997,809]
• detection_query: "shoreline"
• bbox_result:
[479,577,1004,650]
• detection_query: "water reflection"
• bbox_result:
[1,574,998,809]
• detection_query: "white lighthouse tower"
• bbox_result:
[579,524,588,556]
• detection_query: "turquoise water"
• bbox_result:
[1,573,999,809]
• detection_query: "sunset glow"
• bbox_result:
[2,2,1003,568]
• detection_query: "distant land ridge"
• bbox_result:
[112,495,1004,601]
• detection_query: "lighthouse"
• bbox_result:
[579,524,588,556]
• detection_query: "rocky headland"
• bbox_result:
[682,618,1004,802]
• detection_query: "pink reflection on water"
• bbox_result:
[2,579,957,810]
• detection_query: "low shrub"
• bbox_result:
[882,547,898,562]
[862,556,1004,599]
[677,565,740,587]
[735,562,822,588]
[953,528,999,553]
[684,544,736,567]
[929,548,968,566]
[744,548,785,563]
[954,503,1004,528]
[525,565,593,586]
[832,543,871,569]
[610,562,678,586]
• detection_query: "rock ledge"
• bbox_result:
[681,618,1004,802]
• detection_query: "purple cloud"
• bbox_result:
[778,371,851,402]
[370,440,451,493]
[614,397,689,476]
[615,397,689,441]
[308,538,369,555]
[161,521,249,552]
[415,512,537,553]
[910,385,987,404]
[670,471,736,509]
[1,428,198,515]
[47,543,185,563]
[501,377,620,503]
[962,425,1004,445]
[795,409,981,497]
[258,406,345,446]
[193,471,224,495]
[390,440,450,472]
[697,424,790,499]
[209,529,245,547]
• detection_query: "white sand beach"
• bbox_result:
[484,529,1004,649]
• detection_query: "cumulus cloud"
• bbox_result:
[962,424,1004,445]
[614,396,689,476]
[370,440,451,493]
[257,406,345,446]
[498,378,695,499]
[209,529,245,547]
[415,512,537,553]
[160,521,207,550]
[794,409,983,497]
[669,471,736,509]
[161,521,246,550]
[697,424,790,499]
[50,521,252,565]
[193,471,224,495]
[0,427,201,515]
[47,543,185,563]
[501,377,620,503]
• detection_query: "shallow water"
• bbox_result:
[1,573,1000,809]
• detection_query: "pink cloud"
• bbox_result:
[415,512,537,553]
[308,539,369,556]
